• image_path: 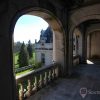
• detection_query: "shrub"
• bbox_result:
[33,62,43,69]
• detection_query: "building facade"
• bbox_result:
[34,26,53,66]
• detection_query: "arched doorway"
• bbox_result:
[12,7,66,99]
[86,22,100,63]
[68,4,100,74]
[0,1,68,100]
[12,8,65,76]
[13,8,65,72]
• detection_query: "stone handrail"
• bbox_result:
[16,63,60,100]
[15,65,34,73]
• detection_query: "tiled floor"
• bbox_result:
[26,63,100,100]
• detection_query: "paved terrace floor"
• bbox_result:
[26,63,100,100]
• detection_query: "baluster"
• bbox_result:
[32,78,34,89]
[48,70,50,82]
[48,70,52,82]
[55,67,59,77]
[44,71,48,85]
[46,71,49,83]
[52,69,55,79]
[53,68,56,79]
[19,83,24,100]
[16,83,19,100]
[49,69,53,81]
[39,74,44,88]
[51,69,54,80]
[34,76,38,91]
[27,79,32,97]
[32,77,36,94]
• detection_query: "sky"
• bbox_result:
[14,15,48,43]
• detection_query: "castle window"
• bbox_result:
[41,53,45,64]
[41,43,44,46]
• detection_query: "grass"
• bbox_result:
[14,52,42,76]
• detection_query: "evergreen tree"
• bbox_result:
[27,40,33,58]
[18,42,29,67]
[14,41,22,53]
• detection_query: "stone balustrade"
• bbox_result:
[15,65,34,73]
[16,64,60,100]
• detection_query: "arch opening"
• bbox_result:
[72,19,100,66]
[13,8,65,76]
[70,4,100,66]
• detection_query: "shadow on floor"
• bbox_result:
[26,63,100,100]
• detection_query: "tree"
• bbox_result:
[14,41,22,53]
[27,40,33,58]
[18,42,29,67]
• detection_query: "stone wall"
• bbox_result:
[90,31,100,58]
[35,50,53,66]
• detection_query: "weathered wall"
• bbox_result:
[0,0,67,99]
[90,31,100,58]
[69,3,100,65]
[73,28,82,57]
[87,35,90,59]
[53,31,64,66]
[35,50,53,66]
[87,23,100,59]
[1,0,100,99]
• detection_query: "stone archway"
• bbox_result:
[88,31,100,59]
[12,7,66,75]
[6,2,68,98]
[70,4,100,28]
[68,4,100,74]
[69,4,100,36]
[86,23,100,59]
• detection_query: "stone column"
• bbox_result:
[87,35,89,59]
[53,31,56,62]
[89,34,91,58]
[78,34,82,58]
[0,10,16,100]
[67,28,73,76]
[0,35,16,100]
[87,34,91,59]
[81,32,87,63]
[53,31,64,74]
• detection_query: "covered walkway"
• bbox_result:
[27,63,100,100]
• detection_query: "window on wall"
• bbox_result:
[41,53,45,64]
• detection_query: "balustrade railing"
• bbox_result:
[16,63,60,100]
[15,65,34,73]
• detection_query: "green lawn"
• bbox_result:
[14,52,36,76]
